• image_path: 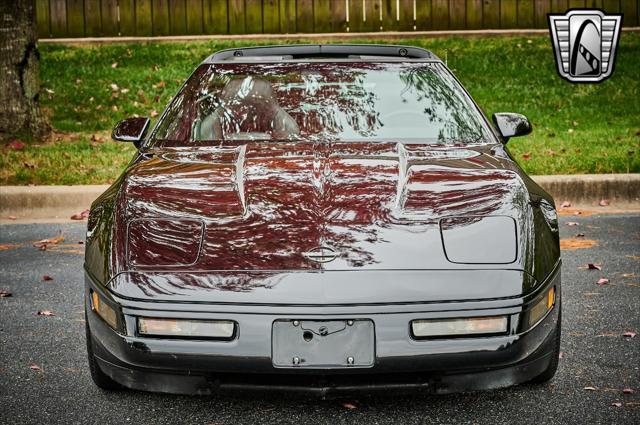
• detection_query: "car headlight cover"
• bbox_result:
[440,216,518,264]
[411,316,508,338]
[91,290,118,330]
[527,286,555,328]
[127,218,203,267]
[138,317,235,339]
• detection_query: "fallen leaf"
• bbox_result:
[622,388,634,394]
[29,363,42,372]
[42,275,53,281]
[599,199,610,206]
[588,263,602,270]
[70,209,89,220]
[623,331,636,338]
[150,110,159,118]
[560,201,571,208]
[8,139,26,150]
[560,238,597,250]
[0,290,12,297]
[342,402,357,410]
[566,221,579,226]
[37,310,55,316]
[121,88,130,94]
[154,80,166,89]
[522,152,531,160]
[597,278,609,286]
[33,236,64,249]
[44,88,54,94]
[111,62,118,68]
[0,244,20,251]
[584,386,597,391]
[110,83,119,91]
[611,402,622,408]
[7,215,16,220]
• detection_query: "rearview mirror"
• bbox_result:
[492,113,532,142]
[111,117,150,148]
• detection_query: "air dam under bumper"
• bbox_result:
[86,268,561,396]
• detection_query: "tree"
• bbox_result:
[0,0,50,142]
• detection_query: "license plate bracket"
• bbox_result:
[272,319,375,368]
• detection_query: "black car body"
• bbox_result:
[85,44,561,396]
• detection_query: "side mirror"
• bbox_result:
[492,113,532,142]
[111,117,150,148]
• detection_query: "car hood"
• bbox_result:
[113,141,535,276]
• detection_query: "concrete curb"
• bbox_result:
[1,174,638,222]
[0,185,109,222]
[37,27,640,45]
[533,174,640,206]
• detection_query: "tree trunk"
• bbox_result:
[0,0,50,142]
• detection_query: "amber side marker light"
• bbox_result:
[411,316,508,338]
[91,291,118,330]
[138,317,235,339]
[528,286,556,328]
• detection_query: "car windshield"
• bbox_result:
[150,62,492,146]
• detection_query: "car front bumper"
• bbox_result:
[86,266,561,396]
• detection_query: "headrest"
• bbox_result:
[221,77,276,107]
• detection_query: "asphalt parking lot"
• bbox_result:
[0,213,638,425]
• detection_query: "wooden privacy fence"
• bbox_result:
[36,0,640,38]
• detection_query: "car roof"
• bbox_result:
[203,44,441,64]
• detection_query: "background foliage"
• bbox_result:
[1,34,638,184]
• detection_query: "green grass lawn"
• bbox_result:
[1,34,639,184]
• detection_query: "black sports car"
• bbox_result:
[85,44,561,396]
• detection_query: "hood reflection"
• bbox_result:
[110,272,283,298]
[115,141,530,277]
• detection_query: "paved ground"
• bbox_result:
[0,214,638,425]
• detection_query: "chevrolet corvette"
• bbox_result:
[84,44,561,396]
